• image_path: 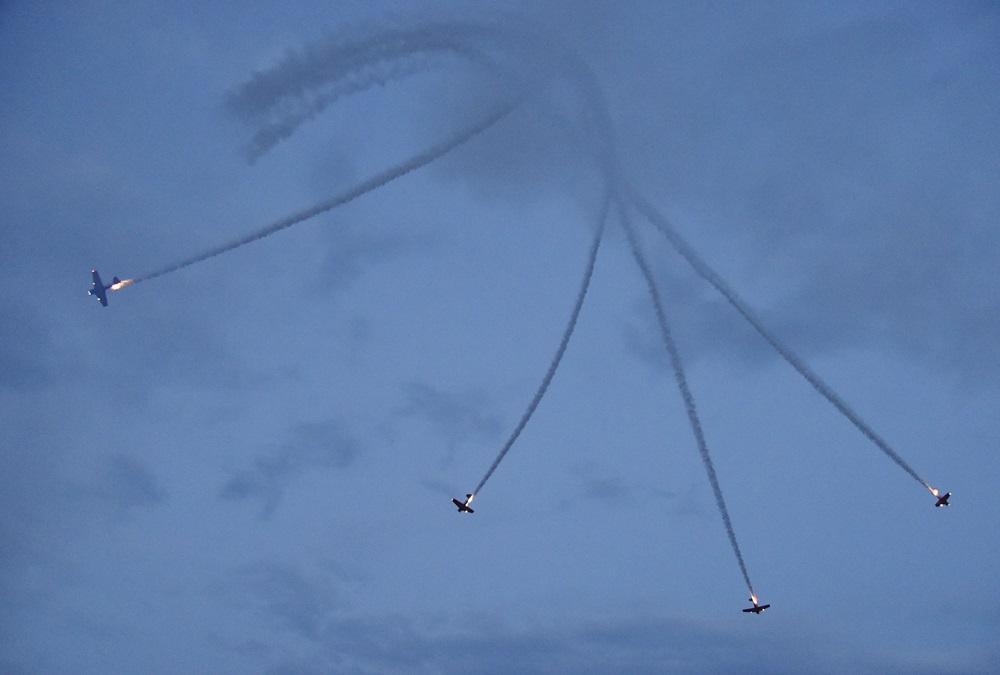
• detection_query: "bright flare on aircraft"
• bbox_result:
[110,279,134,291]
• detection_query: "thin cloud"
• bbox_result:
[220,420,360,517]
[83,454,169,513]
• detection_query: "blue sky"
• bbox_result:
[2,2,998,673]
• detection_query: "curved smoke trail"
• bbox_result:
[130,96,522,284]
[629,190,933,493]
[227,20,517,161]
[473,191,611,496]
[236,55,436,163]
[124,17,545,285]
[618,196,756,598]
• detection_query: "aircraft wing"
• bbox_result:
[451,498,474,513]
[90,270,109,306]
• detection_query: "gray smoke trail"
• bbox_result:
[229,20,507,119]
[236,55,436,163]
[629,190,933,493]
[130,97,522,284]
[618,197,756,598]
[473,191,611,496]
[126,17,551,284]
[227,19,528,161]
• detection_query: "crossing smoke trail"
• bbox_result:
[618,197,757,598]
[129,96,522,285]
[473,192,611,496]
[628,190,934,493]
[126,18,549,285]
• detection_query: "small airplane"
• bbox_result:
[88,269,121,307]
[742,597,770,614]
[451,493,475,513]
[935,491,951,507]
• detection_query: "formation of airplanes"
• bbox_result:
[88,269,121,307]
[444,485,953,615]
[87,268,952,616]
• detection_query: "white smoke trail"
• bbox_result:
[618,196,757,598]
[473,191,611,496]
[629,190,933,492]
[130,96,523,284]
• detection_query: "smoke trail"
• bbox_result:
[228,19,534,161]
[126,17,554,284]
[473,191,611,496]
[130,96,523,284]
[236,55,436,163]
[229,19,510,119]
[629,190,933,493]
[618,197,756,598]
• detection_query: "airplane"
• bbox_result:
[88,269,121,307]
[451,493,475,513]
[742,597,770,614]
[935,491,951,507]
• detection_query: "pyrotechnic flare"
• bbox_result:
[109,279,134,291]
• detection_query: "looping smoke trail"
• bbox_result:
[618,196,756,598]
[129,96,524,285]
[237,56,435,163]
[127,17,555,285]
[628,190,933,493]
[473,191,611,496]
[229,19,514,119]
[228,21,512,161]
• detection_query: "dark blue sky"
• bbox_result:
[2,2,998,673]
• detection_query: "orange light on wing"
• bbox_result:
[109,279,134,291]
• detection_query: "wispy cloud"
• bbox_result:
[83,454,168,513]
[220,420,360,517]
[396,381,503,454]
